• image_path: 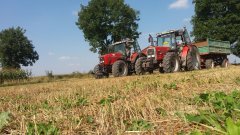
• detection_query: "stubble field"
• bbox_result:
[0,66,240,134]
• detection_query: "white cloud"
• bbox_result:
[169,0,189,9]
[59,56,79,60]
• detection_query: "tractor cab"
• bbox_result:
[94,39,145,79]
[156,28,191,50]
[135,27,200,75]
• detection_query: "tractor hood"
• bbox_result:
[100,52,123,65]
[146,46,170,60]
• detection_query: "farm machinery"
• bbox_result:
[135,27,201,74]
[194,39,231,69]
[93,39,147,79]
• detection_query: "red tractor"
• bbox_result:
[93,39,147,79]
[135,27,201,74]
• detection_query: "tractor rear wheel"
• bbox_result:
[205,59,214,69]
[186,46,201,71]
[93,65,103,79]
[112,60,128,77]
[221,59,229,68]
[163,52,180,73]
[135,57,146,75]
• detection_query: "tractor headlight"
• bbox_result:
[100,57,104,63]
[171,45,176,50]
[147,48,155,58]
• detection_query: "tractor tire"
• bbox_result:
[149,70,154,74]
[163,52,180,73]
[186,46,201,71]
[93,65,103,79]
[159,67,164,73]
[221,58,229,68]
[135,57,146,75]
[112,60,128,77]
[205,59,214,69]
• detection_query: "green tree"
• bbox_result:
[76,0,140,53]
[191,0,240,57]
[0,27,39,69]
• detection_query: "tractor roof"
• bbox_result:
[156,28,185,37]
[110,39,134,46]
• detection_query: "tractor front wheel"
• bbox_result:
[112,60,128,77]
[186,46,201,71]
[163,52,180,73]
[93,65,103,79]
[135,57,146,75]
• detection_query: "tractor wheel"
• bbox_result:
[221,58,229,68]
[163,52,180,73]
[135,57,146,75]
[159,67,164,73]
[112,60,128,77]
[149,70,154,74]
[186,46,201,71]
[205,59,214,69]
[93,65,103,79]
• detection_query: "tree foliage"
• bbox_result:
[0,27,39,69]
[191,0,240,57]
[76,0,140,53]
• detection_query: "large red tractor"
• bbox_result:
[135,27,201,74]
[93,39,147,79]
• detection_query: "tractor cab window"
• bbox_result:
[176,36,183,45]
[109,43,126,55]
[157,34,175,47]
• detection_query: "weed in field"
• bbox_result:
[86,115,94,124]
[99,95,118,106]
[235,77,240,84]
[17,104,38,112]
[41,100,53,110]
[76,97,88,106]
[155,107,167,116]
[184,91,240,134]
[27,122,59,135]
[163,82,178,90]
[0,112,10,131]
[125,119,153,131]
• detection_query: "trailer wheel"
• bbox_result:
[135,57,146,75]
[221,59,229,68]
[163,52,180,73]
[205,59,214,69]
[186,46,201,71]
[112,60,128,77]
[93,65,103,79]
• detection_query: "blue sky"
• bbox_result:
[0,0,239,76]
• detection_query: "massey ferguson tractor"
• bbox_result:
[93,39,147,79]
[135,27,201,74]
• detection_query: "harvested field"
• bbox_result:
[0,66,240,134]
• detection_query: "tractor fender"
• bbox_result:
[131,53,146,64]
[180,45,198,67]
[180,45,190,67]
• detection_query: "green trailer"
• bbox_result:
[194,39,231,69]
